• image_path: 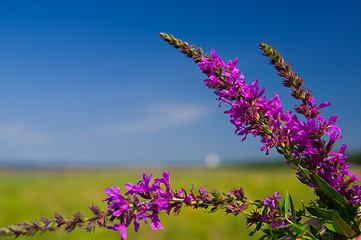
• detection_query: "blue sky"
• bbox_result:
[0,1,360,165]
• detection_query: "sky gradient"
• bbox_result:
[1,1,360,166]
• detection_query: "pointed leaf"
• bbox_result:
[262,206,269,216]
[332,211,357,238]
[276,148,284,154]
[208,206,218,213]
[325,222,336,232]
[309,225,318,236]
[301,200,306,215]
[257,235,266,240]
[306,206,333,219]
[256,222,262,231]
[290,142,295,152]
[313,174,349,207]
[291,223,307,233]
[249,222,262,236]
[299,167,311,179]
[284,154,294,161]
[289,194,296,222]
[283,191,289,216]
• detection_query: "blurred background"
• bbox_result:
[0,0,360,239]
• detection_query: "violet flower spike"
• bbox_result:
[102,170,251,240]
[194,45,361,204]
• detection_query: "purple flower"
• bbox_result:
[153,171,171,198]
[104,186,123,202]
[177,188,193,205]
[103,186,130,216]
[133,205,150,233]
[149,213,164,231]
[270,220,290,229]
[263,192,282,209]
[227,188,244,200]
[103,171,176,239]
[125,173,153,197]
[111,224,127,240]
[199,188,207,195]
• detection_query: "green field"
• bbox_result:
[1,165,360,240]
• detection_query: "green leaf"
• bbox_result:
[36,221,45,228]
[332,211,357,238]
[51,222,57,229]
[249,222,262,236]
[208,206,218,213]
[262,125,272,135]
[299,167,311,179]
[276,147,284,154]
[278,223,292,229]
[291,223,307,233]
[302,236,317,240]
[309,224,318,236]
[306,206,333,219]
[325,222,336,232]
[284,154,293,162]
[301,200,306,215]
[256,222,262,231]
[283,191,289,216]
[289,194,296,222]
[289,142,295,152]
[262,206,269,216]
[257,235,266,240]
[313,174,349,207]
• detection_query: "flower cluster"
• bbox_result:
[247,192,290,230]
[103,171,248,240]
[160,33,360,206]
[259,43,361,204]
[198,48,287,154]
[103,172,169,239]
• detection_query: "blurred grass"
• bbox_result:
[1,165,360,240]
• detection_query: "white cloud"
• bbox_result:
[0,122,50,144]
[96,101,210,137]
[204,153,221,168]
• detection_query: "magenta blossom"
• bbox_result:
[263,192,282,209]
